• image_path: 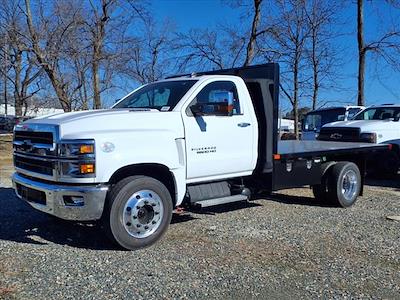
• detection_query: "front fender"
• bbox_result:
[94,132,187,205]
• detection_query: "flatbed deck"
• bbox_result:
[278,140,389,159]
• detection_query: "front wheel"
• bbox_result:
[103,176,173,250]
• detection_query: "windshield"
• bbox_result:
[353,107,400,120]
[347,107,363,119]
[303,108,346,131]
[113,80,197,111]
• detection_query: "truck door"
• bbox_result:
[182,80,256,182]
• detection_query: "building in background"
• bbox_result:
[0,104,64,118]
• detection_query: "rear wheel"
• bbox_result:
[102,176,173,250]
[327,162,361,207]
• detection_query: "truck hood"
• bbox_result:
[323,119,396,132]
[24,109,184,139]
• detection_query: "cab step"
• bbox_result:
[194,194,248,208]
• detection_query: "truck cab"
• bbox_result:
[302,106,364,141]
[12,64,388,250]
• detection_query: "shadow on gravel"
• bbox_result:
[0,187,120,250]
[188,201,262,215]
[264,192,336,207]
[0,187,203,250]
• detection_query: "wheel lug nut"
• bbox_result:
[144,201,149,205]
[137,224,141,228]
[152,221,156,224]
[151,203,156,207]
[126,222,131,226]
[155,212,159,215]
[126,207,131,212]
[144,226,149,230]
[133,215,137,219]
[136,206,141,209]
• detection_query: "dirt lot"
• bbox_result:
[0,134,13,187]
[0,141,399,299]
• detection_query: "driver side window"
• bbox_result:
[187,81,241,116]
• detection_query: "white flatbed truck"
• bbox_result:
[12,64,388,250]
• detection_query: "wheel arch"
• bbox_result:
[108,163,177,206]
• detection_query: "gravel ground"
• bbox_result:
[0,172,399,299]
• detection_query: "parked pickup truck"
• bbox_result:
[318,104,400,176]
[302,106,364,141]
[12,64,388,250]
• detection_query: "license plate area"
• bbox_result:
[16,183,47,205]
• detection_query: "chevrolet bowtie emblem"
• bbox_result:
[330,133,342,139]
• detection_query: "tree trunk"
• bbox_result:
[92,47,101,109]
[357,0,365,106]
[293,59,299,139]
[244,0,262,66]
[3,37,8,115]
[14,51,23,116]
[312,72,318,110]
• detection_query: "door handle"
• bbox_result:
[238,122,251,127]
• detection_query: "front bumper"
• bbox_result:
[12,173,109,221]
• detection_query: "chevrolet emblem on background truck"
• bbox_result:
[330,133,343,139]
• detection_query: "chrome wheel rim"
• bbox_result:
[341,170,358,201]
[122,190,164,239]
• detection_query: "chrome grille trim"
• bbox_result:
[13,124,59,179]
[13,124,96,181]
[13,124,59,157]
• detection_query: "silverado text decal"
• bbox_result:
[191,146,217,154]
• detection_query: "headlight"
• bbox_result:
[59,140,95,157]
[58,140,95,178]
[360,132,377,143]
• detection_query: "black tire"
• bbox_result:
[312,162,334,201]
[327,162,361,208]
[102,175,173,250]
[377,150,399,178]
[312,184,328,201]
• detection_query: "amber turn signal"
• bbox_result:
[80,164,95,174]
[79,145,94,154]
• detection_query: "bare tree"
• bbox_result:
[357,0,366,106]
[87,0,116,109]
[24,0,85,111]
[243,0,263,66]
[272,0,310,139]
[0,1,43,116]
[357,0,400,106]
[305,0,340,110]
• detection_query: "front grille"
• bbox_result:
[14,155,53,176]
[14,131,53,145]
[16,183,46,205]
[318,127,361,142]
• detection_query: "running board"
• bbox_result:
[194,194,248,208]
